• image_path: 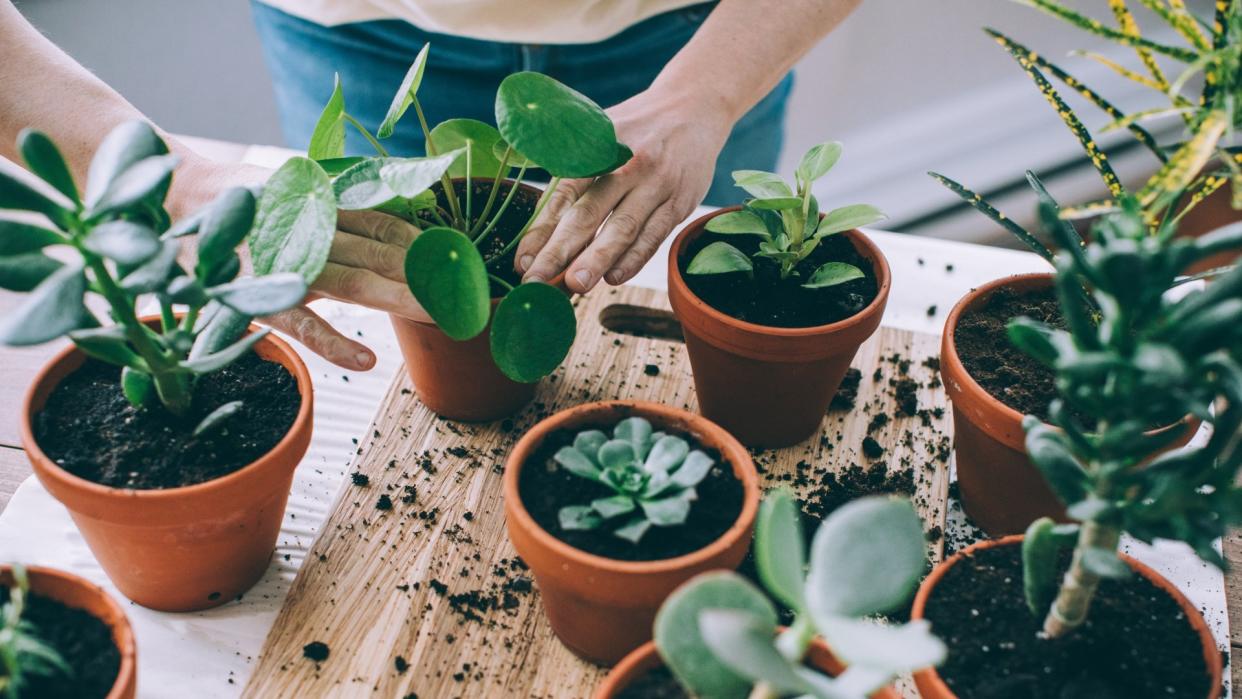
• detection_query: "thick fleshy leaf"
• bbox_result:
[553,445,601,480]
[0,252,62,292]
[755,489,807,612]
[816,204,886,236]
[210,273,307,316]
[495,72,623,178]
[645,435,689,473]
[0,264,91,346]
[69,326,141,367]
[404,226,489,340]
[705,209,771,238]
[698,609,811,695]
[252,157,336,282]
[18,129,78,203]
[380,151,463,198]
[559,505,603,531]
[430,119,505,179]
[573,430,607,465]
[796,141,843,185]
[0,217,63,256]
[732,170,792,199]
[686,241,752,276]
[84,121,167,208]
[805,496,926,620]
[803,262,864,289]
[121,366,154,408]
[89,154,179,218]
[193,400,244,437]
[615,417,653,454]
[197,187,257,268]
[83,220,160,265]
[378,43,431,139]
[180,328,268,374]
[119,239,180,294]
[598,440,637,470]
[188,305,250,361]
[671,451,713,489]
[308,74,347,160]
[0,158,74,221]
[1024,421,1089,505]
[654,572,773,699]
[817,617,946,674]
[640,490,693,526]
[1022,517,1063,617]
[592,494,637,519]
[613,517,652,543]
[490,281,576,382]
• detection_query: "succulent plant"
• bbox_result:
[0,566,70,699]
[553,417,714,543]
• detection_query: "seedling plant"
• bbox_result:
[305,46,632,382]
[685,141,886,290]
[0,566,69,699]
[553,417,714,543]
[653,491,944,699]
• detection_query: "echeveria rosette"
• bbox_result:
[554,417,714,544]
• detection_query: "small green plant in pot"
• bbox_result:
[305,47,630,406]
[607,491,945,699]
[0,566,68,699]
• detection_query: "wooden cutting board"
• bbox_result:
[243,285,954,699]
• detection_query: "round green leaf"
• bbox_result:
[430,119,506,179]
[197,187,257,268]
[490,281,576,382]
[795,141,843,185]
[252,157,337,282]
[705,210,770,237]
[802,262,864,289]
[18,129,79,203]
[405,226,490,341]
[0,158,75,223]
[333,158,397,210]
[380,150,463,198]
[495,72,622,178]
[0,263,92,346]
[83,220,160,265]
[378,43,431,139]
[210,273,308,316]
[686,241,753,276]
[492,139,536,168]
[308,74,346,160]
[84,121,168,208]
[121,366,154,408]
[0,252,62,292]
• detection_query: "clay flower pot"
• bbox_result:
[667,208,891,448]
[503,400,761,665]
[391,179,568,422]
[910,535,1222,699]
[21,328,314,612]
[595,636,901,699]
[942,274,1198,535]
[3,565,137,699]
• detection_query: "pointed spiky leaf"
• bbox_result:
[930,172,1054,263]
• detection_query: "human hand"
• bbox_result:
[514,89,734,294]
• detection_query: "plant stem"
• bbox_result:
[412,97,463,226]
[745,616,816,699]
[342,114,389,157]
[469,145,513,237]
[465,147,473,229]
[486,175,559,269]
[487,273,514,292]
[1042,518,1121,638]
[475,164,528,247]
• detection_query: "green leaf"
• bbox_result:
[83,220,160,265]
[333,158,397,210]
[654,572,774,699]
[803,262,864,289]
[698,609,811,695]
[817,617,946,674]
[1022,517,1063,617]
[84,121,168,208]
[89,154,179,218]
[1081,547,1131,579]
[1009,0,1198,62]
[181,328,268,374]
[308,74,347,160]
[704,210,771,238]
[189,305,250,360]
[796,141,843,185]
[0,264,91,346]
[121,366,154,408]
[640,490,693,526]
[490,281,576,382]
[197,187,256,271]
[119,239,179,294]
[0,217,64,255]
[615,417,652,454]
[0,158,74,221]
[252,157,336,282]
[69,326,141,367]
[805,496,926,620]
[193,400,244,437]
[492,139,536,168]
[380,151,463,198]
[554,445,601,480]
[816,204,886,237]
[591,494,637,519]
[316,156,365,177]
[495,72,624,178]
[0,252,62,291]
[573,430,607,464]
[1023,420,1089,506]
[686,241,753,276]
[732,170,792,199]
[614,516,653,543]
[18,129,78,203]
[930,172,1053,263]
[378,43,431,139]
[430,119,506,179]
[559,504,604,531]
[405,226,490,341]
[209,273,307,316]
[670,451,713,489]
[1006,316,1067,366]
[599,440,637,469]
[644,435,689,473]
[754,489,807,612]
[748,196,803,211]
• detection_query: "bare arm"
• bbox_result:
[518,0,862,292]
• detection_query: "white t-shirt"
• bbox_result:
[256,0,706,44]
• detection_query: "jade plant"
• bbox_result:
[303,46,631,382]
[554,417,713,543]
[653,491,944,699]
[685,141,886,288]
[1007,195,1242,638]
[0,566,69,698]
[0,121,336,432]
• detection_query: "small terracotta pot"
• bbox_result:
[503,401,761,665]
[595,635,901,699]
[911,535,1222,699]
[942,274,1198,535]
[3,565,137,699]
[667,208,891,448]
[391,178,568,422]
[22,325,314,612]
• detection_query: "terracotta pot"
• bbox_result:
[391,178,569,422]
[911,535,1222,699]
[667,208,891,448]
[21,325,314,612]
[503,401,761,664]
[595,635,901,699]
[1,565,137,699]
[942,274,1198,535]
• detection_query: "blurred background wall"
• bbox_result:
[12,0,1206,244]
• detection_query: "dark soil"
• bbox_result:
[518,425,744,561]
[681,228,878,327]
[0,587,120,699]
[34,353,300,490]
[616,666,688,699]
[432,179,537,296]
[925,543,1212,698]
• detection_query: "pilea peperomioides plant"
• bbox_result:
[653,491,945,699]
[304,46,631,382]
[554,417,713,543]
[1007,197,1242,638]
[685,141,886,289]
[0,121,335,432]
[0,566,68,699]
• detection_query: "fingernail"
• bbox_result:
[574,269,592,289]
[518,255,533,272]
[525,271,545,283]
[605,268,623,285]
[355,351,375,369]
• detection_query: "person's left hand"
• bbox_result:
[515,89,734,294]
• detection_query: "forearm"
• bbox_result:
[648,0,861,123]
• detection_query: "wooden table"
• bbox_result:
[2,135,1239,693]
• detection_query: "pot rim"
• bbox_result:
[20,320,313,503]
[666,206,893,337]
[910,535,1223,699]
[3,564,137,699]
[503,400,761,576]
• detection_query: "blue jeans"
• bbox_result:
[249,1,792,205]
